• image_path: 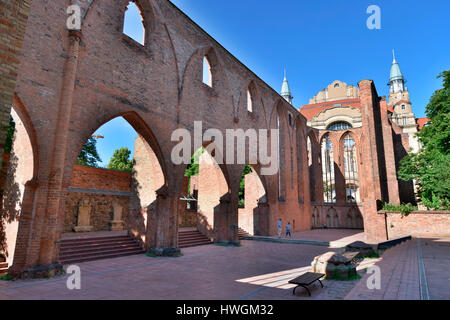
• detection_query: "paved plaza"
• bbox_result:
[0,235,448,300]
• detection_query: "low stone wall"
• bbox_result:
[178,209,197,228]
[311,204,364,229]
[64,192,130,233]
[381,210,450,239]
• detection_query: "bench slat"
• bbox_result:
[289,272,324,286]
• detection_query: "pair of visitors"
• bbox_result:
[277,219,291,238]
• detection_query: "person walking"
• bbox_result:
[277,218,282,238]
[286,221,291,238]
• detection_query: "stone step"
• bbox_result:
[178,234,211,241]
[0,262,8,276]
[60,246,144,264]
[59,234,144,264]
[60,239,136,250]
[60,249,145,265]
[60,235,131,245]
[60,242,141,256]
[178,229,212,248]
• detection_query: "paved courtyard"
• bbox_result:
[0,241,356,300]
[264,228,366,247]
[1,236,448,300]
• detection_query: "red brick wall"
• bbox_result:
[70,165,131,192]
[383,211,450,239]
[0,0,30,161]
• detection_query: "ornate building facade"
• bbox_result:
[296,54,429,232]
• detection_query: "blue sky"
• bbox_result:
[95,0,450,166]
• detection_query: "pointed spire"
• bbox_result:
[390,50,403,82]
[281,69,293,104]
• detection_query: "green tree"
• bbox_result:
[4,116,15,153]
[77,137,102,167]
[107,147,133,172]
[239,165,252,208]
[398,71,450,210]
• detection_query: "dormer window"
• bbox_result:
[401,104,406,110]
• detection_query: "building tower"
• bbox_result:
[387,50,419,152]
[281,70,293,104]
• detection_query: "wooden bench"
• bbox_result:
[288,272,325,296]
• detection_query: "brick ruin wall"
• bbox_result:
[64,165,132,233]
[383,211,450,239]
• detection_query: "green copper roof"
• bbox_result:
[390,61,404,81]
[281,76,292,96]
[390,51,404,82]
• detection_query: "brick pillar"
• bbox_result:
[214,193,239,245]
[36,30,82,273]
[331,134,346,205]
[380,98,400,204]
[9,179,37,276]
[358,80,388,243]
[254,202,270,236]
[147,186,180,256]
[312,139,323,204]
[0,0,30,163]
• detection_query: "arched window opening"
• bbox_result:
[247,89,253,112]
[123,2,145,45]
[327,122,352,131]
[343,134,360,203]
[203,56,212,87]
[307,136,312,167]
[321,135,336,203]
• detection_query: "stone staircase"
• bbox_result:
[238,227,251,239]
[0,262,8,276]
[59,234,144,265]
[178,229,212,248]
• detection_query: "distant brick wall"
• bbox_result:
[65,165,132,232]
[70,165,131,192]
[0,0,30,161]
[383,211,450,239]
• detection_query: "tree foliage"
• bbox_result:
[398,71,450,210]
[4,116,15,154]
[107,147,134,172]
[238,165,252,208]
[77,137,102,168]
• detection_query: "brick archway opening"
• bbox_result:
[1,105,36,270]
[238,164,267,236]
[179,145,231,246]
[59,114,166,264]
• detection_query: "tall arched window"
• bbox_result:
[247,89,253,112]
[343,134,360,203]
[123,2,145,45]
[203,56,212,87]
[321,135,336,203]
